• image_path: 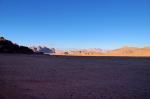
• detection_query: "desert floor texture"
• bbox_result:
[0,54,150,99]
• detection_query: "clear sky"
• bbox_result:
[0,0,150,49]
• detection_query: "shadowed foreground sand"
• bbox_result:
[0,54,150,99]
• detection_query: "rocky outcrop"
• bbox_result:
[30,46,55,55]
[0,37,34,54]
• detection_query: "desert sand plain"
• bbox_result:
[0,54,150,99]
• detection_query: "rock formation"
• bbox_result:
[0,37,34,54]
[30,46,55,55]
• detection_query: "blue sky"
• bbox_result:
[0,0,150,49]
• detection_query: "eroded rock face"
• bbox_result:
[30,46,55,54]
[0,37,34,54]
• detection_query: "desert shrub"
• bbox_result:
[64,52,69,55]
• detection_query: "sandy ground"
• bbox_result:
[0,54,150,99]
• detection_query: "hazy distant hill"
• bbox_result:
[54,48,105,56]
[106,46,150,56]
[55,46,150,56]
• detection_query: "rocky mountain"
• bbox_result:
[30,46,55,55]
[0,37,34,54]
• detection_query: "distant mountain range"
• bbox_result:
[105,46,150,56]
[1,37,150,56]
[30,46,150,56]
[54,46,150,56]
